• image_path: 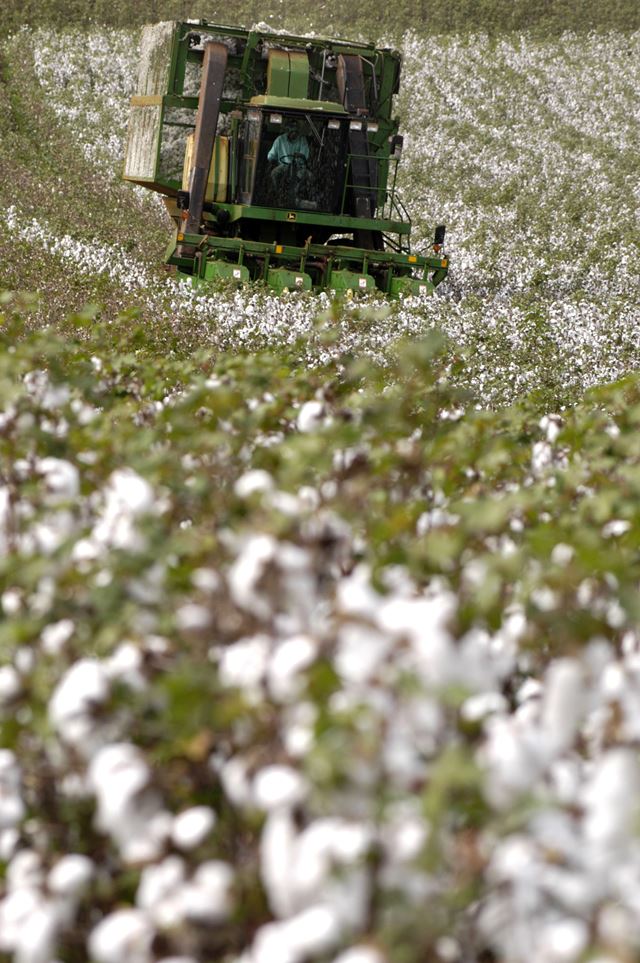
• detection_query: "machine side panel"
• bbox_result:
[136,21,175,96]
[124,104,163,180]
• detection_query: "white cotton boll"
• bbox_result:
[283,905,342,955]
[541,659,584,756]
[582,749,640,852]
[14,648,35,675]
[234,470,274,498]
[191,567,221,593]
[88,743,168,864]
[48,854,93,900]
[516,678,543,703]
[488,835,538,884]
[252,906,341,963]
[48,658,110,750]
[261,808,297,917]
[36,457,79,503]
[108,468,154,514]
[92,469,155,553]
[297,400,325,433]
[40,619,75,655]
[0,888,42,952]
[7,850,43,891]
[14,901,59,963]
[1,588,23,615]
[136,856,186,928]
[540,415,562,444]
[334,623,391,686]
[254,765,308,811]
[0,666,22,705]
[171,806,216,850]
[137,856,185,909]
[331,947,386,963]
[535,919,589,963]
[336,566,381,619]
[251,920,298,963]
[551,543,575,566]
[228,535,277,619]
[88,909,154,963]
[377,593,456,686]
[218,635,270,698]
[481,716,542,808]
[550,758,582,805]
[268,635,317,701]
[219,755,253,807]
[331,822,372,863]
[602,519,631,538]
[176,603,212,633]
[461,691,508,722]
[531,440,553,475]
[0,828,19,861]
[381,812,428,863]
[105,642,146,690]
[183,861,235,922]
[600,662,625,698]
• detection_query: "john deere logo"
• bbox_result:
[287,212,297,222]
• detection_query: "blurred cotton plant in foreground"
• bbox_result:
[2,313,640,961]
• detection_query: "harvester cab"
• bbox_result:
[123,21,448,296]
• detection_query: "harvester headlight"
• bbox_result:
[270,113,283,124]
[367,122,379,133]
[349,120,363,131]
[248,110,261,122]
[328,118,341,130]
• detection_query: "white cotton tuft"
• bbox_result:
[48,659,110,753]
[182,861,235,922]
[13,901,59,963]
[253,765,308,810]
[88,908,154,963]
[268,635,317,701]
[234,470,274,498]
[331,946,387,963]
[47,854,93,900]
[541,659,584,756]
[171,806,216,850]
[0,666,22,705]
[228,535,277,618]
[40,618,75,655]
[0,751,25,830]
[536,918,589,962]
[88,743,169,864]
[582,749,640,852]
[297,400,325,433]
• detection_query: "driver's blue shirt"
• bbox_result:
[268,133,309,166]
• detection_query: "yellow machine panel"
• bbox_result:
[182,134,229,204]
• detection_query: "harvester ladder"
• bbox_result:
[336,54,383,252]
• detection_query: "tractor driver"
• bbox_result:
[268,119,310,194]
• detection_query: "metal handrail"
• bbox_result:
[339,153,410,225]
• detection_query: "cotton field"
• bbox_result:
[1,19,640,963]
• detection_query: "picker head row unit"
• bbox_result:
[124,20,448,295]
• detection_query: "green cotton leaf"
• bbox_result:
[456,497,512,535]
[414,529,465,572]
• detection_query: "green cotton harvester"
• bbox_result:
[123,20,449,295]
